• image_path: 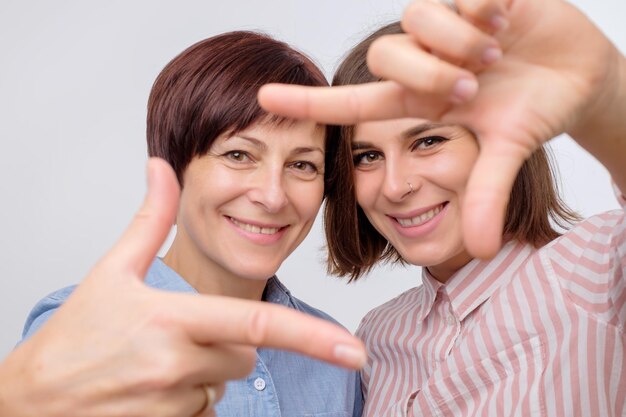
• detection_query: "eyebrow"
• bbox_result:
[401,122,455,140]
[291,146,325,157]
[351,122,454,150]
[230,135,267,151]
[230,135,324,157]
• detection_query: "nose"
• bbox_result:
[381,157,420,202]
[247,165,288,213]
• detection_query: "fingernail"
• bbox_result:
[451,78,478,103]
[334,344,366,368]
[491,14,509,31]
[482,47,502,65]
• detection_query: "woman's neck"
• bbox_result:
[426,249,474,283]
[162,236,268,301]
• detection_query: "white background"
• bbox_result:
[0,0,624,358]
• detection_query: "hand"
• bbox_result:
[0,158,365,417]
[259,0,624,258]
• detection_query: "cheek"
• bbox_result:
[292,181,324,219]
[427,153,476,195]
[181,168,234,214]
[354,172,376,210]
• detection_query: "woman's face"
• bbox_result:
[352,118,479,280]
[171,120,325,290]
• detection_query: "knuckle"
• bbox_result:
[145,302,178,328]
[457,34,480,55]
[244,309,269,345]
[367,35,398,77]
[139,351,186,390]
[460,0,482,14]
[132,207,153,224]
[366,38,387,75]
[462,0,498,19]
[403,0,429,24]
[346,90,364,123]
[418,60,448,94]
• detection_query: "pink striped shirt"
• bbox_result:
[357,192,626,417]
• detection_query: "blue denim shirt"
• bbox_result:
[22,258,363,417]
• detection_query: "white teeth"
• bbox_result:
[397,205,443,227]
[230,218,280,235]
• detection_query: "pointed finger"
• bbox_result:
[258,81,444,124]
[170,294,366,369]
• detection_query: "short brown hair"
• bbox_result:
[147,31,329,185]
[324,21,580,280]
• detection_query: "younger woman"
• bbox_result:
[322,5,626,417]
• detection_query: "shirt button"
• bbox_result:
[253,377,266,391]
[446,315,456,326]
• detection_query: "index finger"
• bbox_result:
[258,81,439,124]
[172,293,366,369]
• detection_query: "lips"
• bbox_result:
[227,216,286,235]
[392,203,447,227]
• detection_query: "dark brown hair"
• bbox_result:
[147,31,329,185]
[324,22,580,280]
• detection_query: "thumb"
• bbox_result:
[462,138,530,258]
[104,158,180,280]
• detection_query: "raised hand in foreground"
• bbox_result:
[259,0,626,258]
[0,158,365,417]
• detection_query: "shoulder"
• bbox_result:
[542,209,624,261]
[565,209,623,241]
[289,293,344,327]
[534,209,625,317]
[267,277,346,328]
[21,285,78,341]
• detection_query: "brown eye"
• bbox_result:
[411,136,447,151]
[225,150,251,162]
[353,151,382,166]
[289,161,319,180]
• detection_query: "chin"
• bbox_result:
[231,263,281,281]
[396,245,453,268]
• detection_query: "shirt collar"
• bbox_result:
[418,240,535,322]
[415,270,444,322]
[146,258,198,293]
[262,275,293,307]
[145,258,292,306]
[445,240,535,321]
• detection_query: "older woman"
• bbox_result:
[20,31,362,417]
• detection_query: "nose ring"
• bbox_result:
[407,181,414,194]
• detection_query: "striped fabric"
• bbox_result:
[357,194,626,417]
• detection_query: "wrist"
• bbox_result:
[569,48,626,140]
[0,342,67,417]
[568,51,626,191]
[0,350,30,417]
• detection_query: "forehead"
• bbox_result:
[243,119,325,142]
[234,119,325,145]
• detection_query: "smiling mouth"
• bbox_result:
[228,217,284,235]
[395,203,446,227]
